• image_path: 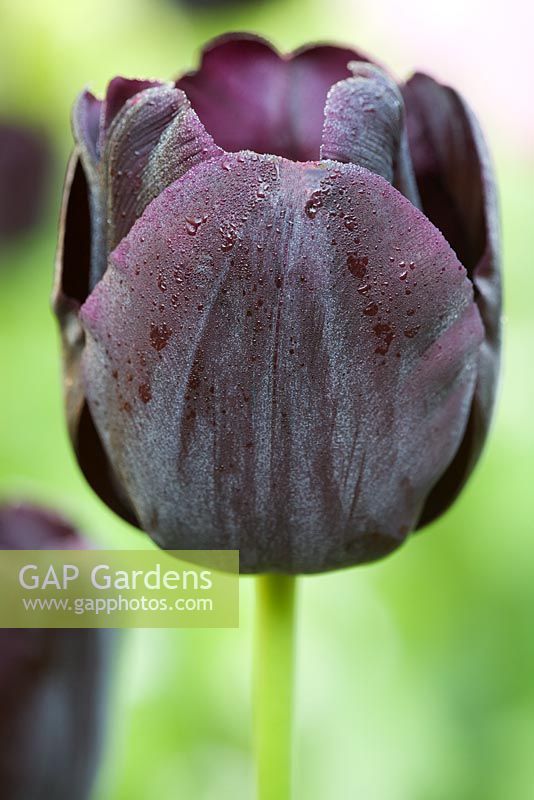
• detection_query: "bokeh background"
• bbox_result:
[0,0,532,797]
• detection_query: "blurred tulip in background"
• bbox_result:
[0,504,111,800]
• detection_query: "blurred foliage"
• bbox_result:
[0,0,533,798]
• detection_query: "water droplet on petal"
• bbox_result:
[305,190,324,218]
[185,215,205,236]
[150,322,172,351]
[363,302,379,316]
[138,383,152,403]
[404,325,421,339]
[347,253,368,280]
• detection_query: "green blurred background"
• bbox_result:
[0,0,532,797]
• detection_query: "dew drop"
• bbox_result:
[373,322,394,355]
[185,215,205,236]
[150,322,172,351]
[363,302,379,316]
[220,225,237,251]
[305,190,324,218]
[347,253,368,280]
[404,325,421,339]
[138,383,152,403]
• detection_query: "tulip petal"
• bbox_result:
[72,85,223,288]
[80,153,483,573]
[73,79,163,170]
[99,76,162,150]
[103,85,186,254]
[142,93,223,204]
[56,90,222,525]
[72,90,102,167]
[321,63,402,181]
[53,153,140,527]
[176,33,367,160]
[403,73,502,524]
[285,44,373,161]
[321,62,421,206]
[104,86,222,254]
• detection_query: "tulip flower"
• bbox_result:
[0,504,110,800]
[0,122,51,242]
[54,34,501,575]
[53,34,501,799]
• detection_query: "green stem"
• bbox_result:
[254,574,297,800]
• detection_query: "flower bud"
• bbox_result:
[54,35,501,573]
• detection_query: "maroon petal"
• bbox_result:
[90,85,185,287]
[0,504,111,800]
[176,34,367,160]
[80,153,483,573]
[102,85,186,254]
[321,63,402,180]
[403,73,502,525]
[73,79,163,170]
[321,62,421,206]
[103,85,222,255]
[142,92,222,198]
[52,153,140,527]
[54,91,223,525]
[70,85,222,290]
[72,90,102,166]
[99,76,162,152]
[285,44,372,161]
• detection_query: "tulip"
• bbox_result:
[0,122,51,242]
[0,504,110,800]
[53,33,501,575]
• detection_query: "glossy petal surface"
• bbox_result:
[403,73,502,524]
[176,35,367,160]
[99,76,162,151]
[103,85,221,256]
[322,62,421,206]
[55,88,223,525]
[80,153,483,573]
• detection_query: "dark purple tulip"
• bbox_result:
[0,504,110,799]
[0,122,51,242]
[53,34,501,573]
